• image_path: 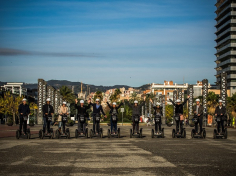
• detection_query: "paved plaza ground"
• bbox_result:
[0,124,236,176]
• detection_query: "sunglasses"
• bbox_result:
[96,101,99,102]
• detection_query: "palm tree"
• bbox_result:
[94,90,103,101]
[110,89,121,102]
[60,86,76,103]
[0,92,22,124]
[206,91,219,116]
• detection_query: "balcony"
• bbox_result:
[227,74,236,79]
[215,35,236,47]
[217,51,236,60]
[216,43,236,54]
[217,58,236,67]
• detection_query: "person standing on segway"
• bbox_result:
[193,99,203,135]
[105,98,123,134]
[150,100,162,134]
[88,98,107,135]
[58,102,69,135]
[215,99,226,135]
[127,96,146,134]
[43,98,54,135]
[169,95,190,134]
[75,99,90,135]
[18,98,30,136]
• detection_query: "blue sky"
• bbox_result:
[0,0,216,87]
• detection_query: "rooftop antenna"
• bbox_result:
[81,82,83,94]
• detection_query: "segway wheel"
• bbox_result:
[16,130,20,139]
[100,128,103,138]
[67,131,70,139]
[213,129,216,139]
[224,128,227,139]
[202,130,206,139]
[161,128,164,138]
[151,129,154,138]
[191,129,194,138]
[40,130,44,139]
[56,129,60,139]
[86,128,88,138]
[130,129,132,138]
[90,129,93,139]
[75,129,78,139]
[107,129,110,138]
[172,129,175,138]
[139,128,142,138]
[118,128,120,138]
[183,129,186,138]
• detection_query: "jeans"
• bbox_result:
[176,120,183,132]
[155,122,161,133]
[93,115,100,133]
[19,116,27,134]
[78,120,86,133]
[217,120,225,133]
[110,118,117,133]
[194,118,202,133]
[58,121,62,128]
[62,121,66,133]
[132,121,139,133]
[43,117,51,133]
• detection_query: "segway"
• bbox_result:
[151,114,164,138]
[130,115,143,138]
[172,116,186,138]
[55,114,70,139]
[16,128,31,139]
[90,113,103,138]
[16,116,31,139]
[213,116,227,139]
[191,116,206,139]
[75,114,88,138]
[39,116,54,139]
[107,114,121,138]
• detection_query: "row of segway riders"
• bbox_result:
[16,96,228,139]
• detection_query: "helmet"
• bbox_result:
[176,99,181,103]
[134,100,138,104]
[63,102,67,105]
[156,102,161,106]
[113,102,116,105]
[22,98,27,101]
[219,99,223,103]
[96,99,100,102]
[46,98,51,102]
[80,100,84,103]
[195,99,200,102]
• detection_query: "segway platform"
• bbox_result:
[130,128,143,138]
[39,128,54,139]
[16,128,31,139]
[75,128,88,138]
[191,128,206,139]
[172,128,186,138]
[151,128,164,138]
[213,128,227,139]
[107,128,121,138]
[55,128,70,139]
[90,128,103,138]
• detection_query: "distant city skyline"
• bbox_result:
[0,0,216,87]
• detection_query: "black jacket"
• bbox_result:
[42,104,54,117]
[18,104,30,117]
[89,103,105,116]
[215,106,226,117]
[169,98,188,115]
[193,105,204,119]
[153,106,163,116]
[127,101,145,117]
[107,102,123,114]
[75,103,90,116]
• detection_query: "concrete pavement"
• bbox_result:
[0,124,236,175]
